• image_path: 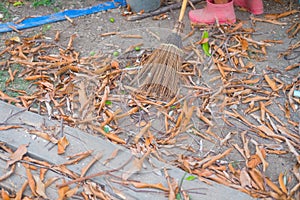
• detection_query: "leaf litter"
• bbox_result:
[0,3,299,200]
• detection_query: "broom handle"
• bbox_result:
[178,0,188,22]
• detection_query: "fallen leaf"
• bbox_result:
[57,136,70,155]
[202,148,233,169]
[1,188,10,200]
[81,152,102,177]
[25,166,38,196]
[58,181,69,200]
[0,164,16,181]
[247,148,266,169]
[131,181,169,191]
[240,167,252,188]
[0,125,22,131]
[15,180,28,200]
[248,168,265,190]
[103,149,120,165]
[278,173,288,194]
[33,175,48,199]
[134,122,151,144]
[6,144,28,167]
[28,130,58,144]
[65,186,79,198]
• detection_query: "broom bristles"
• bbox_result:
[132,43,183,99]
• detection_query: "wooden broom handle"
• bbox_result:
[178,0,188,22]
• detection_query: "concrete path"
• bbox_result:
[0,101,253,199]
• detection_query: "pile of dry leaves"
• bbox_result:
[0,6,299,200]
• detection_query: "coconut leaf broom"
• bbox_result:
[133,0,188,99]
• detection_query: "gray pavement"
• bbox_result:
[0,101,253,199]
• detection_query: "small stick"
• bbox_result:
[126,0,203,21]
[56,156,133,188]
[120,34,143,39]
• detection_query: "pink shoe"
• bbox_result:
[234,0,264,15]
[189,0,236,25]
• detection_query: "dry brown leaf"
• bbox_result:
[87,182,109,199]
[202,147,233,169]
[63,150,93,165]
[115,107,139,120]
[251,16,287,25]
[57,136,70,155]
[25,166,38,196]
[248,168,265,190]
[256,146,268,172]
[0,125,22,131]
[1,188,10,200]
[39,168,47,181]
[65,186,79,198]
[134,122,151,144]
[240,167,252,188]
[285,63,300,71]
[278,173,288,194]
[0,164,16,182]
[197,107,213,127]
[58,181,70,200]
[81,152,102,177]
[15,180,28,200]
[241,38,249,51]
[103,149,119,165]
[24,75,50,81]
[122,149,151,180]
[28,130,58,144]
[285,138,300,164]
[131,181,169,191]
[91,125,126,144]
[6,144,28,167]
[265,9,299,20]
[33,175,48,199]
[78,81,89,113]
[265,177,284,196]
[0,90,20,103]
[242,96,270,104]
[259,102,266,122]
[277,125,300,143]
[247,148,266,169]
[53,165,79,179]
[163,168,176,200]
[23,156,52,168]
[263,70,278,91]
[44,177,60,188]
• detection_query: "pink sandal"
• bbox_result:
[189,0,236,25]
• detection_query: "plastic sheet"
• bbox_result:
[0,0,126,33]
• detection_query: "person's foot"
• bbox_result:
[189,0,236,25]
[234,0,264,15]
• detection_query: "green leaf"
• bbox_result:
[113,51,119,57]
[170,105,176,109]
[109,17,115,23]
[89,51,96,56]
[185,175,197,181]
[176,193,182,200]
[13,1,23,6]
[201,30,211,57]
[105,100,112,105]
[103,125,112,133]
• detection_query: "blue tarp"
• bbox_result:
[0,0,126,33]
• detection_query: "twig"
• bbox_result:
[56,156,133,188]
[126,0,203,21]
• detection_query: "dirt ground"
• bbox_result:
[0,0,300,199]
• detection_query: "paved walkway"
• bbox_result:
[0,101,253,199]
